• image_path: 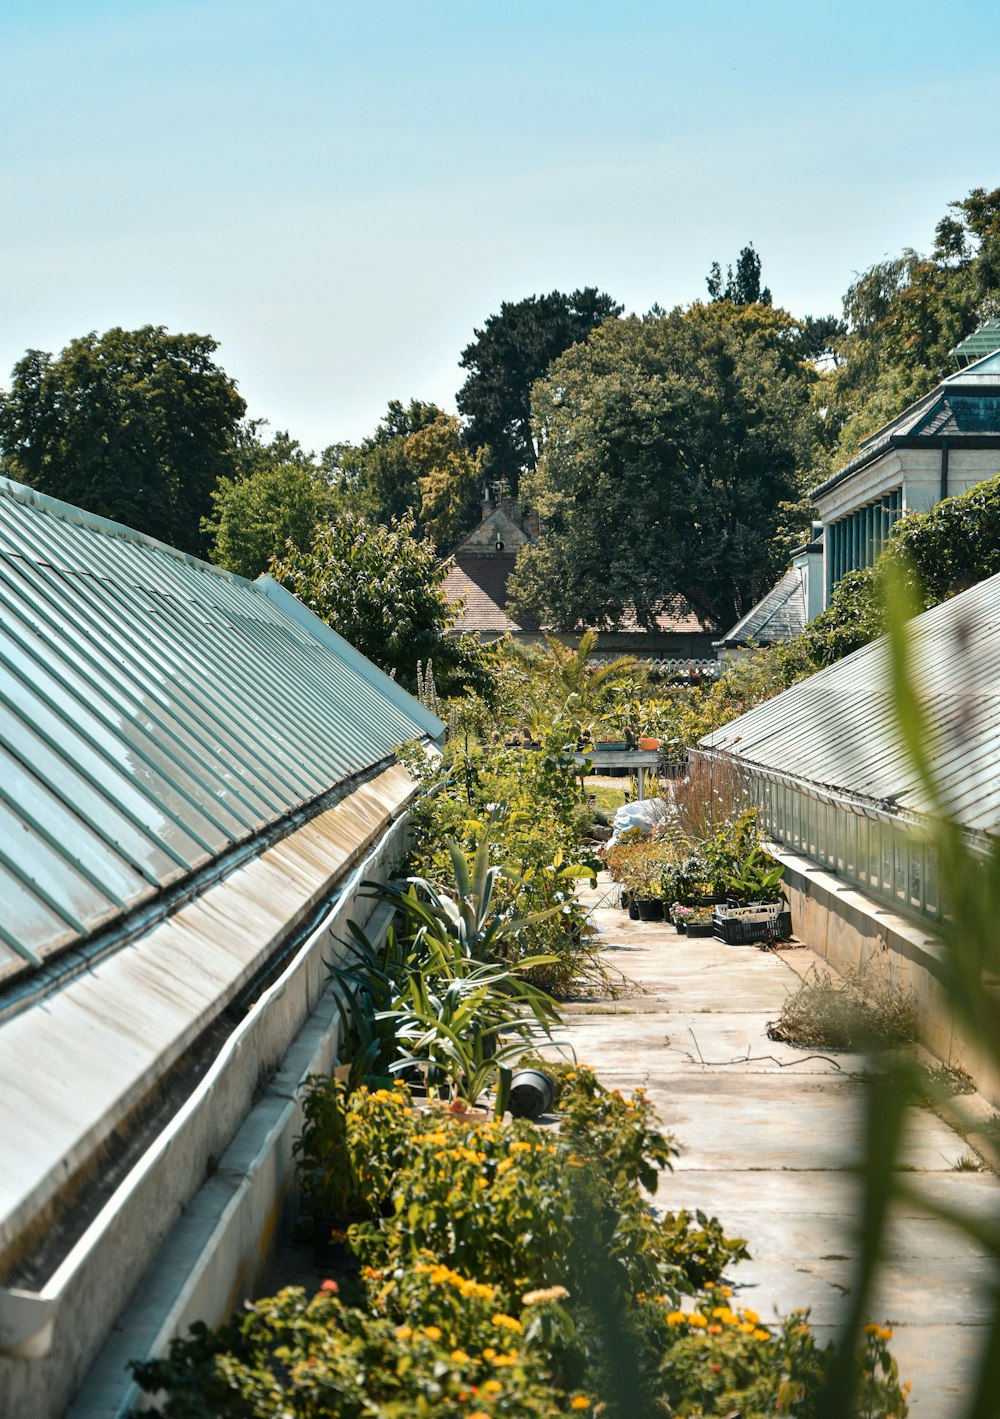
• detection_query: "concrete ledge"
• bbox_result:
[770,841,1000,1105]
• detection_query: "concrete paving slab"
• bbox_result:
[562,876,1000,1416]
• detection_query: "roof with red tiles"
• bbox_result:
[443,552,712,638]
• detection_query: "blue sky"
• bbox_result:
[1,0,998,452]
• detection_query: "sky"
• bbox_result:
[2,0,999,454]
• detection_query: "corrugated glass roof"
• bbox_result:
[953,319,1000,367]
[702,571,1000,836]
[0,478,443,977]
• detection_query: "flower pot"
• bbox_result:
[636,898,665,922]
[508,1069,556,1119]
[684,922,715,937]
[628,899,640,920]
[639,736,660,751]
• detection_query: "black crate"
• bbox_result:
[714,910,792,945]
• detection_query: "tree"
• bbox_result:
[706,244,772,306]
[0,326,246,554]
[823,187,1000,462]
[203,431,340,579]
[405,413,485,551]
[270,510,486,693]
[456,288,622,495]
[508,302,817,631]
[345,398,445,529]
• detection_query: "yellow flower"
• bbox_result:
[864,1322,893,1342]
[688,1313,708,1327]
[666,1311,687,1326]
[752,1328,771,1341]
[482,1347,497,1360]
[509,1140,532,1153]
[451,1350,470,1363]
[467,1412,490,1419]
[571,1398,591,1410]
[423,1325,442,1341]
[482,1379,503,1394]
[491,1313,522,1332]
[395,1325,412,1341]
[478,1177,488,1189]
[742,1308,760,1325]
[496,1157,515,1174]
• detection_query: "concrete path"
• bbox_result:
[546,880,1000,1415]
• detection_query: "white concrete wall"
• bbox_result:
[771,841,1000,1107]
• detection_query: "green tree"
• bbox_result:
[203,444,339,579]
[824,187,1000,461]
[508,302,817,631]
[706,243,772,306]
[406,413,485,551]
[346,398,445,528]
[456,288,623,496]
[270,510,485,693]
[0,325,246,554]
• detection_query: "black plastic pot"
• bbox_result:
[508,1068,556,1119]
[636,898,665,922]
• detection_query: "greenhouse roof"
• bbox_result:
[701,570,1000,835]
[810,346,1000,501]
[953,319,1000,367]
[0,478,443,982]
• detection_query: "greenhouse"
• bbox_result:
[699,568,1000,927]
[0,477,443,1417]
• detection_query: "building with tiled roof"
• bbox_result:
[442,495,715,660]
[714,325,1000,661]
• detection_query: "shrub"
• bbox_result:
[770,964,916,1052]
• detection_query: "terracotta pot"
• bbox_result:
[639,736,660,751]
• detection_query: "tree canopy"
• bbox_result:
[706,243,772,306]
[270,510,486,693]
[456,288,622,495]
[407,413,485,551]
[0,325,246,554]
[508,302,818,631]
[203,430,339,579]
[331,398,446,534]
[822,187,1000,462]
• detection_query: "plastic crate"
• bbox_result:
[714,910,792,945]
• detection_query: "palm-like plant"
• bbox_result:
[511,629,645,733]
[328,828,564,1103]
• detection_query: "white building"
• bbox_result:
[714,326,1000,655]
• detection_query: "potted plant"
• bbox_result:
[683,904,716,937]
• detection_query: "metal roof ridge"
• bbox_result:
[0,476,250,585]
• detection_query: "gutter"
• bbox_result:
[809,431,1000,502]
